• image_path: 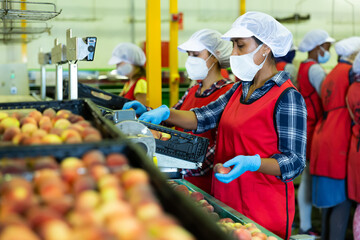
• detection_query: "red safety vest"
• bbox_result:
[297,61,324,159]
[310,63,352,179]
[123,77,146,100]
[176,82,234,194]
[346,82,360,202]
[276,61,287,71]
[213,80,295,240]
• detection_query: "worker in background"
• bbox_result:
[296,29,334,237]
[123,29,234,194]
[346,52,360,240]
[275,44,297,85]
[108,42,147,105]
[310,36,360,240]
[137,12,306,239]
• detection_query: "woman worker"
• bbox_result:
[138,12,306,239]
[346,52,360,240]
[310,37,360,240]
[108,42,147,105]
[123,29,234,194]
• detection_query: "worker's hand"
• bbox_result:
[215,154,261,184]
[122,101,147,116]
[138,105,170,125]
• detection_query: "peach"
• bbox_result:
[1,177,33,213]
[38,178,67,202]
[41,134,62,144]
[267,237,278,240]
[56,109,71,119]
[247,226,261,235]
[33,156,58,170]
[21,123,38,134]
[252,232,267,240]
[68,124,84,133]
[49,127,63,136]
[0,111,9,120]
[83,133,102,142]
[43,108,56,119]
[174,184,190,196]
[32,129,48,139]
[1,117,20,128]
[10,112,25,121]
[75,120,91,128]
[22,136,42,145]
[60,157,84,184]
[107,215,146,240]
[12,132,29,145]
[53,119,71,130]
[135,201,163,221]
[120,168,149,189]
[75,190,100,211]
[150,129,161,139]
[233,228,252,240]
[28,110,42,122]
[47,195,73,215]
[2,126,21,141]
[160,132,171,141]
[33,169,60,187]
[97,200,133,220]
[61,129,82,143]
[106,153,128,167]
[20,116,37,126]
[39,121,52,133]
[72,175,96,195]
[219,218,234,223]
[39,116,51,126]
[202,203,214,213]
[26,206,61,229]
[209,212,220,221]
[98,174,120,190]
[89,165,110,181]
[190,191,204,201]
[39,219,72,240]
[214,163,231,174]
[100,187,123,203]
[82,150,106,168]
[67,114,84,123]
[0,224,40,240]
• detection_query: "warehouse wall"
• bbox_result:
[0,0,359,74]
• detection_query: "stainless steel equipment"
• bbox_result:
[0,63,29,95]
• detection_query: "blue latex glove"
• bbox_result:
[122,100,147,116]
[215,154,261,184]
[138,105,170,125]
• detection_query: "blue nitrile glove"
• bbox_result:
[138,105,170,125]
[122,100,147,116]
[215,154,261,184]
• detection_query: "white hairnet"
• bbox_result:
[353,52,360,74]
[335,37,360,57]
[178,29,232,68]
[108,42,146,66]
[221,11,293,57]
[298,29,335,52]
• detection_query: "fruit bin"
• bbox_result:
[0,141,234,240]
[64,82,131,113]
[0,98,125,158]
[173,179,282,239]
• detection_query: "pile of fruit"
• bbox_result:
[169,181,278,240]
[0,151,195,240]
[0,108,102,145]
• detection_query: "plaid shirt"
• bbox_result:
[191,71,307,182]
[172,79,234,177]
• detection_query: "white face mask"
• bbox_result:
[116,63,133,76]
[185,54,214,80]
[230,44,267,81]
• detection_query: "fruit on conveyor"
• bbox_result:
[0,152,196,240]
[0,108,102,145]
[169,181,279,240]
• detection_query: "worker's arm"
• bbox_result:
[165,109,198,130]
[257,158,281,176]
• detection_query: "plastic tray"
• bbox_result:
[0,99,125,158]
[140,121,209,163]
[0,140,233,240]
[63,82,131,112]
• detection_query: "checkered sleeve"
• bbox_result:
[272,88,307,182]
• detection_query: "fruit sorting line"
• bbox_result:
[173,179,281,239]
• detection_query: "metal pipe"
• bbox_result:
[40,65,46,100]
[55,64,63,100]
[344,0,355,35]
[130,0,135,43]
[68,62,78,100]
[146,0,162,108]
[169,0,180,107]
